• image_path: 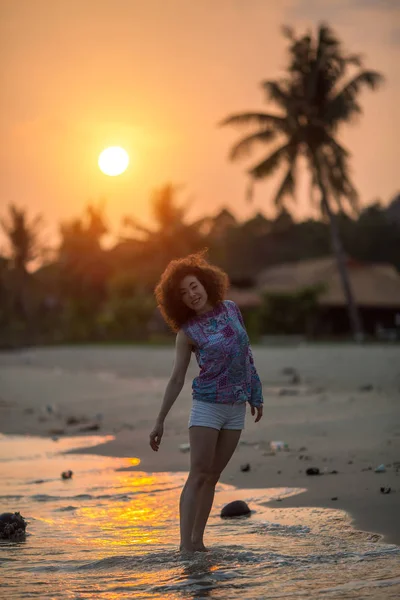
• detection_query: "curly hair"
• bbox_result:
[155,250,229,332]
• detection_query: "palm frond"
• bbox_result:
[335,70,384,99]
[249,143,292,180]
[274,159,297,208]
[229,129,279,161]
[219,112,286,129]
[326,70,384,125]
[261,80,292,110]
[317,23,340,49]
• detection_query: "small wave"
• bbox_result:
[321,576,400,594]
[250,522,311,536]
[0,495,22,500]
[30,494,94,502]
[55,506,77,512]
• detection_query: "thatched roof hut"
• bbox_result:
[257,257,400,308]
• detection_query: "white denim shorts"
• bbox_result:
[188,399,246,431]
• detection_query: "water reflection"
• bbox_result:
[1,435,400,599]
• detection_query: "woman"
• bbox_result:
[149,252,263,553]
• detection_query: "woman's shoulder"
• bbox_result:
[176,328,196,349]
[223,299,239,313]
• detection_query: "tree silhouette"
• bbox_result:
[0,205,43,336]
[1,204,42,273]
[221,24,384,340]
[121,183,206,285]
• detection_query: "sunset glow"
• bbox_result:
[98,146,129,176]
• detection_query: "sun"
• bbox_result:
[98,146,129,176]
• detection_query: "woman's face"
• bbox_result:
[179,275,212,314]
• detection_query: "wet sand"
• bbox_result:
[1,344,399,545]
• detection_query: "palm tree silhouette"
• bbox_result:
[220,24,384,340]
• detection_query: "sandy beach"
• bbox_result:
[1,343,399,548]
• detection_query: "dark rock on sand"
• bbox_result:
[61,470,73,479]
[380,487,391,494]
[221,500,251,518]
[240,463,251,472]
[0,512,27,540]
[306,467,320,476]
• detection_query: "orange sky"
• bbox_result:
[0,0,399,244]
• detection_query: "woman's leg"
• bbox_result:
[179,426,219,552]
[191,428,242,550]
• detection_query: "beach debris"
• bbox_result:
[240,463,251,472]
[374,464,386,473]
[220,500,251,518]
[331,497,338,501]
[291,372,301,385]
[359,384,373,392]
[0,512,27,540]
[66,416,82,426]
[79,423,100,432]
[282,367,301,385]
[51,436,59,442]
[298,446,308,452]
[330,470,338,474]
[270,441,289,451]
[306,467,320,476]
[179,443,190,453]
[61,470,73,480]
[362,466,372,471]
[380,487,391,494]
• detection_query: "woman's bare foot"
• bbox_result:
[192,541,209,552]
[179,544,195,554]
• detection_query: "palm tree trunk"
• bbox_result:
[315,167,364,342]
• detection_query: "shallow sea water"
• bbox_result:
[0,434,399,599]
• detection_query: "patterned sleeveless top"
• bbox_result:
[182,300,263,406]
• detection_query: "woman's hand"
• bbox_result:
[149,421,164,451]
[251,404,263,423]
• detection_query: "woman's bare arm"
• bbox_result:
[155,330,192,424]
